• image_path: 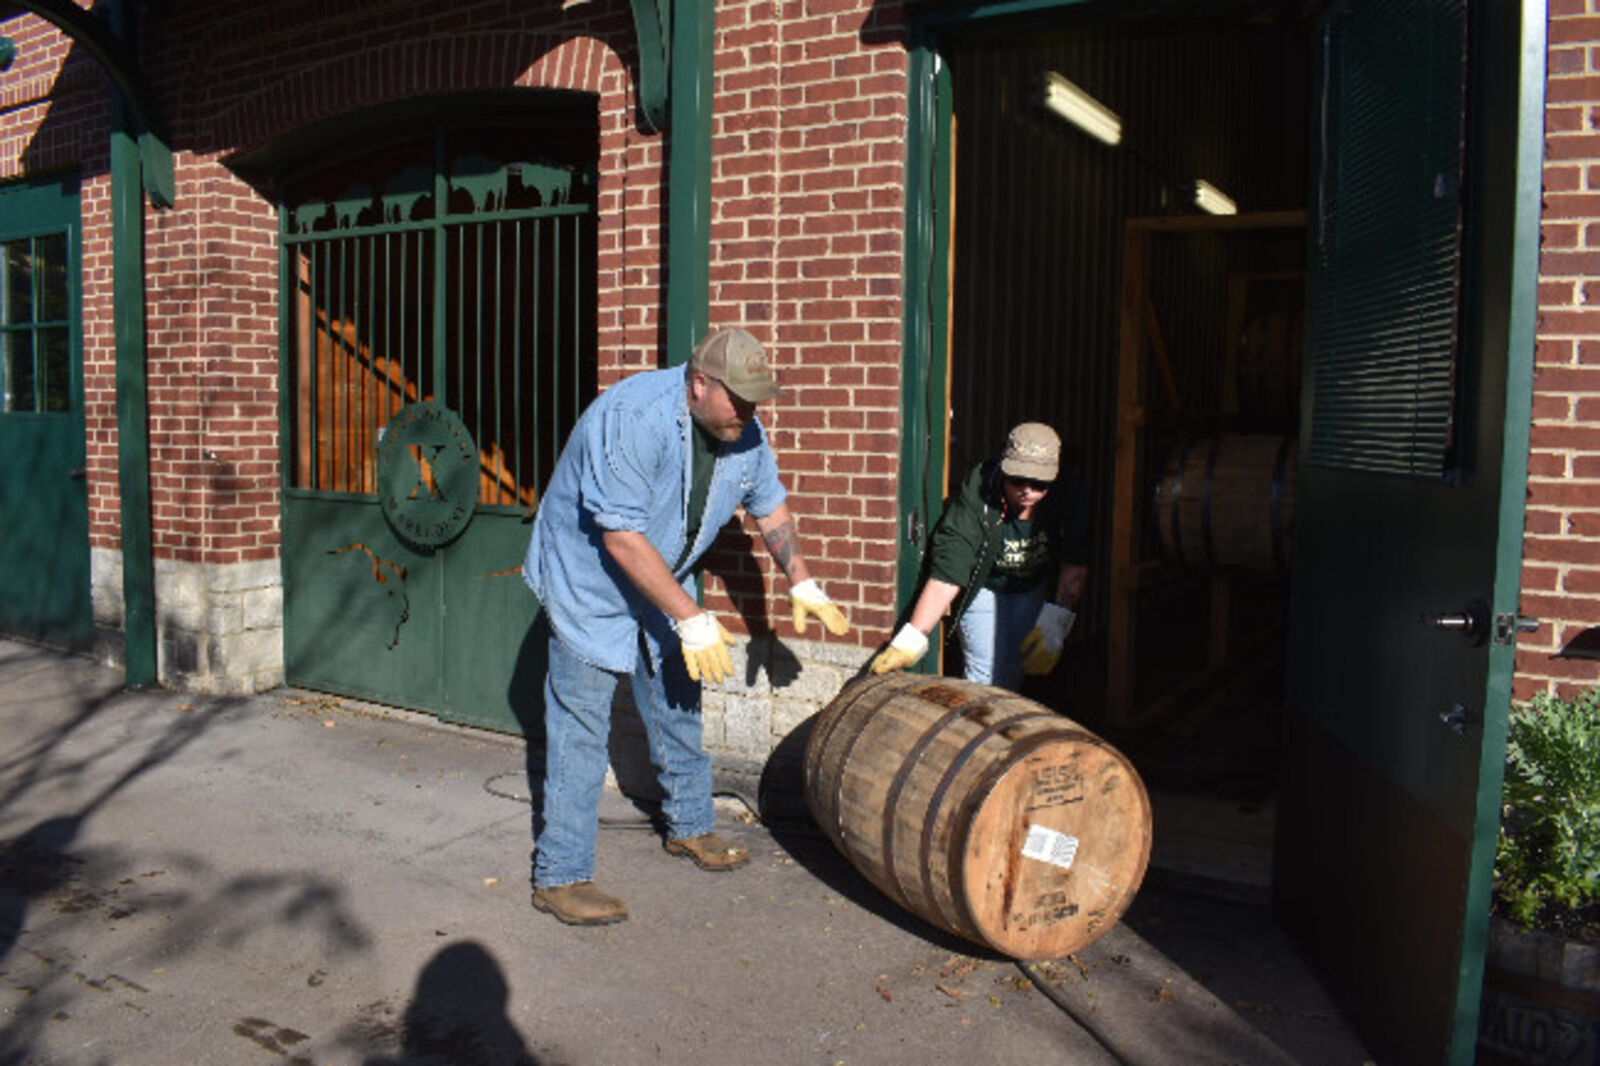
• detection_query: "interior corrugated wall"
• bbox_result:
[944,14,1309,635]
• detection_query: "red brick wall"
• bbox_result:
[131,1,661,572]
[1521,0,1600,699]
[0,0,911,651]
[702,0,907,643]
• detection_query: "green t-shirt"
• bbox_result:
[983,514,1051,593]
[674,423,719,572]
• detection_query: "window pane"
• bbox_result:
[36,233,66,322]
[3,240,32,324]
[41,327,68,412]
[4,332,35,412]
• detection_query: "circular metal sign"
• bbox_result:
[376,401,478,547]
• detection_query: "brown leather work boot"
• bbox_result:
[532,881,629,925]
[663,831,750,872]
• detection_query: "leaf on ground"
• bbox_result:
[940,955,980,979]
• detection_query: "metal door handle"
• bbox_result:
[68,467,86,480]
[1422,600,1488,646]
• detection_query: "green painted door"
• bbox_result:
[0,176,88,648]
[1276,2,1541,1064]
[279,119,597,733]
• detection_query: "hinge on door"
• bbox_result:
[1493,613,1539,647]
[906,507,925,547]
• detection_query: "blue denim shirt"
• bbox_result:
[522,365,788,672]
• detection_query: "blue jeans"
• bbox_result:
[957,583,1046,690]
[534,632,715,888]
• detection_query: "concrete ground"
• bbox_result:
[0,638,1372,1065]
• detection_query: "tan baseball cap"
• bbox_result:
[690,327,780,403]
[1000,422,1060,481]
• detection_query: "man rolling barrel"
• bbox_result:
[521,327,849,925]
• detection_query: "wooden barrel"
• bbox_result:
[804,673,1151,960]
[1153,433,1297,577]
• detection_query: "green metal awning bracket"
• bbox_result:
[10,0,174,208]
[139,130,174,208]
[629,0,670,132]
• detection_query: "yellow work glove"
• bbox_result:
[869,623,929,674]
[677,611,738,685]
[1020,602,1075,676]
[789,578,850,636]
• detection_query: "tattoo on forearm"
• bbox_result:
[762,520,799,580]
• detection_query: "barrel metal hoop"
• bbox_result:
[808,675,900,840]
[1169,439,1190,565]
[1200,437,1220,569]
[916,712,1066,938]
[946,728,1108,947]
[880,694,1004,912]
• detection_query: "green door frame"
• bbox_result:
[1448,1,1545,1056]
[17,0,177,686]
[896,36,953,658]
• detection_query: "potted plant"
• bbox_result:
[1478,686,1600,1066]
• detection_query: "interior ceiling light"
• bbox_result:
[1194,179,1238,216]
[1041,71,1121,146]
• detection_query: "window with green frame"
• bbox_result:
[0,232,70,414]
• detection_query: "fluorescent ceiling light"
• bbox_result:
[1042,72,1121,146]
[1194,179,1238,216]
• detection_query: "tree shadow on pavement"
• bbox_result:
[0,642,374,1064]
[0,643,236,968]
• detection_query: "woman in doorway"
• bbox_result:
[869,422,1090,691]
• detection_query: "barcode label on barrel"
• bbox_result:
[1022,825,1079,870]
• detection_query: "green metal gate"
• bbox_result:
[280,123,596,732]
[0,175,88,649]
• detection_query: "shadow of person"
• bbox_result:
[506,611,555,875]
[698,523,831,691]
[364,940,540,1066]
[0,815,84,964]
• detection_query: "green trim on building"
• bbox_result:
[895,40,952,668]
[665,0,714,367]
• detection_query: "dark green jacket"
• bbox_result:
[924,459,1091,624]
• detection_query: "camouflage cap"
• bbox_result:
[1000,422,1060,481]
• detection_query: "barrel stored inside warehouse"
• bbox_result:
[804,673,1152,961]
[1153,433,1298,577]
